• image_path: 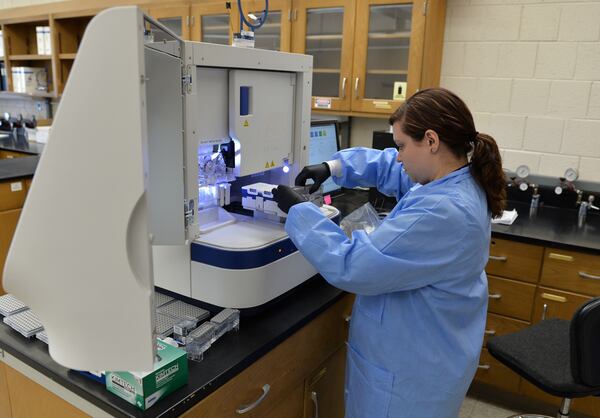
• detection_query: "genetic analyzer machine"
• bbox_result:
[3,7,338,371]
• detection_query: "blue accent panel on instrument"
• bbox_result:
[240,86,250,116]
[191,238,297,269]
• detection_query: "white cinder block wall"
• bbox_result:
[352,0,600,184]
[441,0,600,183]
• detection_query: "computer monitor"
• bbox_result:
[309,121,341,194]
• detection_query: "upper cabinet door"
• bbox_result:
[351,0,425,114]
[292,0,356,112]
[147,5,191,40]
[191,1,233,44]
[237,0,292,51]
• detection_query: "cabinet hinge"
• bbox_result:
[182,64,193,94]
[423,0,428,16]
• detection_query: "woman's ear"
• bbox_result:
[425,129,440,153]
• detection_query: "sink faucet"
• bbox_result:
[530,185,540,216]
[578,195,599,227]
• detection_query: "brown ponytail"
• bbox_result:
[389,88,506,218]
[470,133,506,217]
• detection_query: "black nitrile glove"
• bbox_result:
[271,185,308,214]
[295,163,331,194]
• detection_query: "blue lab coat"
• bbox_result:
[285,147,489,418]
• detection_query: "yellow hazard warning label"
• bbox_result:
[265,162,270,168]
[243,120,249,127]
[270,161,275,167]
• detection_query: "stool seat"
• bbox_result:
[487,319,600,398]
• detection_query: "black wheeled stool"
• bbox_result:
[487,297,600,418]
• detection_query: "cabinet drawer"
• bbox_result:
[0,179,28,212]
[540,248,600,296]
[483,313,528,347]
[183,295,353,418]
[487,276,536,321]
[474,348,520,393]
[486,238,543,283]
[531,287,591,323]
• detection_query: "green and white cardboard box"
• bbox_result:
[105,339,188,410]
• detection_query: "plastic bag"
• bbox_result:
[340,202,382,238]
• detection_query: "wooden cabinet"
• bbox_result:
[51,13,93,94]
[0,209,21,295]
[303,345,346,418]
[191,1,233,44]
[475,348,520,393]
[1,18,54,96]
[147,4,191,40]
[475,238,600,416]
[1,0,446,117]
[236,0,292,51]
[0,363,12,418]
[292,0,446,116]
[291,0,356,112]
[531,287,591,323]
[486,237,543,283]
[483,313,528,348]
[487,276,536,321]
[182,294,352,417]
[3,363,88,418]
[540,248,600,296]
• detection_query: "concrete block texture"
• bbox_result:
[510,79,551,115]
[520,5,561,41]
[538,154,580,178]
[547,81,592,118]
[535,43,577,79]
[579,157,600,182]
[463,43,499,76]
[488,114,526,149]
[523,117,565,153]
[559,4,600,41]
[588,83,600,119]
[475,78,513,113]
[562,120,600,158]
[439,1,600,184]
[575,43,600,81]
[503,149,541,173]
[497,43,537,78]
[441,42,465,76]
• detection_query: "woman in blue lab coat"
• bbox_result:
[272,88,506,418]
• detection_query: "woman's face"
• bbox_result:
[392,121,434,184]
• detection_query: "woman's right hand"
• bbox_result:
[295,163,331,193]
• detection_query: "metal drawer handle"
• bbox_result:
[477,364,490,370]
[236,384,271,414]
[354,77,360,99]
[488,255,507,262]
[579,271,600,280]
[542,303,548,320]
[311,391,320,418]
[341,77,347,99]
[484,329,496,336]
[488,293,502,300]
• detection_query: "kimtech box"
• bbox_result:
[105,339,188,410]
